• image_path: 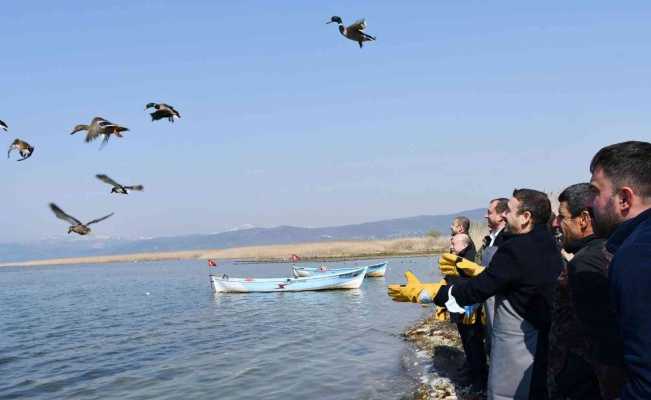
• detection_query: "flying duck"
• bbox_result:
[49,203,114,235]
[96,174,144,194]
[0,119,7,131]
[145,103,181,123]
[8,139,34,161]
[327,16,376,48]
[70,117,129,148]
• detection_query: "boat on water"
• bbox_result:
[210,266,368,293]
[292,261,387,278]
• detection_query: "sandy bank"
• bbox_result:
[0,236,448,268]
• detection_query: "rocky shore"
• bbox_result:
[403,311,486,400]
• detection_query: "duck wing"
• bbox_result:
[160,104,180,118]
[17,147,34,161]
[91,117,114,128]
[150,109,171,120]
[96,174,121,187]
[7,139,25,158]
[104,124,129,133]
[0,119,7,131]
[49,203,83,225]
[86,212,114,226]
[347,19,367,32]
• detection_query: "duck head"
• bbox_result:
[327,16,343,24]
[145,103,157,110]
[70,124,89,135]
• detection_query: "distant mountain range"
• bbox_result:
[0,208,485,263]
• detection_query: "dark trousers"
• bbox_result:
[554,352,602,400]
[457,319,487,382]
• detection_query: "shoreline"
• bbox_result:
[0,236,447,268]
[404,313,483,400]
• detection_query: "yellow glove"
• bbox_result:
[439,253,485,277]
[435,306,449,321]
[387,271,442,303]
[387,284,409,302]
[438,255,459,277]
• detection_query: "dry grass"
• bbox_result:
[0,236,452,268]
[469,220,489,250]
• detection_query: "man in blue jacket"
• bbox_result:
[589,140,651,399]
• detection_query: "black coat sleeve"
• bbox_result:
[450,245,522,306]
[567,247,623,364]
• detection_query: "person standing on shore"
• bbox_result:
[448,233,488,392]
[548,183,625,399]
[448,216,484,390]
[451,216,477,261]
[589,141,651,400]
[480,198,509,341]
[434,189,563,399]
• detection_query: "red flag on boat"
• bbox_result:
[208,259,217,267]
[290,254,300,263]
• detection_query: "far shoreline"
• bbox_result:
[0,236,447,268]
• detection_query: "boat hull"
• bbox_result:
[292,262,387,278]
[211,267,367,293]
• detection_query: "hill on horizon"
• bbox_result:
[0,208,485,263]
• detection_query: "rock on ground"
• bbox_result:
[403,312,486,400]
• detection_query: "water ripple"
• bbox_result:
[0,257,441,399]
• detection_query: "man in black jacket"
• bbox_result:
[590,141,651,400]
[434,188,563,399]
[549,183,625,399]
[449,233,487,391]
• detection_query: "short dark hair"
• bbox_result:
[490,198,509,214]
[590,141,651,198]
[512,188,551,225]
[454,216,470,233]
[558,183,598,218]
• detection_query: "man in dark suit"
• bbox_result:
[435,189,563,399]
[590,141,651,400]
[549,183,626,399]
[480,198,509,334]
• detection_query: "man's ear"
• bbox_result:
[579,210,591,231]
[618,186,635,215]
[522,210,533,225]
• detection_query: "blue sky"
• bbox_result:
[2,1,650,242]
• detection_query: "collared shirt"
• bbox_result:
[488,226,505,247]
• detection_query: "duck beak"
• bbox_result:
[326,20,334,24]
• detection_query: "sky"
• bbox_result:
[2,1,650,243]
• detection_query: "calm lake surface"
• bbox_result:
[0,256,442,399]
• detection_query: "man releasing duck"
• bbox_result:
[327,16,376,48]
[49,203,114,235]
[70,117,129,148]
[96,174,144,194]
[145,103,180,123]
[8,139,34,161]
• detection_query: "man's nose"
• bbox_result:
[552,217,561,229]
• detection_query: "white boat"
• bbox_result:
[292,261,387,278]
[210,266,367,293]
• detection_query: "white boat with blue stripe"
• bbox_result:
[292,261,387,278]
[210,266,368,293]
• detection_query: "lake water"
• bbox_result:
[0,256,442,399]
